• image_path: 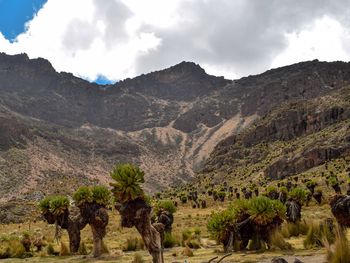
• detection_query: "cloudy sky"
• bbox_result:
[1,0,350,83]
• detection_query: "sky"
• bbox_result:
[0,0,350,84]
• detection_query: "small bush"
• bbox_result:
[0,246,10,259]
[5,238,27,258]
[187,239,201,249]
[124,237,144,251]
[181,228,201,248]
[163,233,177,248]
[46,243,55,255]
[180,195,187,204]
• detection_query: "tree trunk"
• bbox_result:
[115,199,165,263]
[67,223,81,253]
[223,231,234,252]
[91,225,102,258]
[135,221,163,263]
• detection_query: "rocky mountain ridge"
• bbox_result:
[1,52,350,200]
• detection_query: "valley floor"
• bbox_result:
[0,201,340,262]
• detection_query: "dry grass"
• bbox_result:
[0,202,345,262]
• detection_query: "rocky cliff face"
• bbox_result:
[203,87,350,183]
[1,52,350,200]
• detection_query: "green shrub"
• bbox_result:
[181,228,201,248]
[328,176,339,187]
[124,237,144,251]
[208,197,286,249]
[163,232,177,248]
[46,243,55,255]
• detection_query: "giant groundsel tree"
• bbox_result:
[110,163,165,263]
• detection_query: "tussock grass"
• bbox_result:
[323,226,350,263]
[304,220,335,249]
[59,242,70,256]
[132,253,145,263]
[269,229,292,250]
[281,221,309,238]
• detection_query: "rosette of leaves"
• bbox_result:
[266,185,279,200]
[73,185,111,207]
[49,196,70,216]
[154,200,177,215]
[92,186,111,206]
[73,186,93,206]
[305,180,317,194]
[288,187,308,205]
[207,206,237,243]
[39,196,53,213]
[247,196,286,226]
[110,163,145,203]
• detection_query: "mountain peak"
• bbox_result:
[163,61,206,76]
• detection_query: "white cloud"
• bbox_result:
[0,0,350,81]
[272,16,350,68]
[0,0,162,81]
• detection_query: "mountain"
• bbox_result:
[201,86,350,184]
[1,52,350,205]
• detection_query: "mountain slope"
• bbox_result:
[1,53,350,201]
[196,86,350,191]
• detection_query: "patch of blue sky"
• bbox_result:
[93,75,117,85]
[0,0,47,42]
